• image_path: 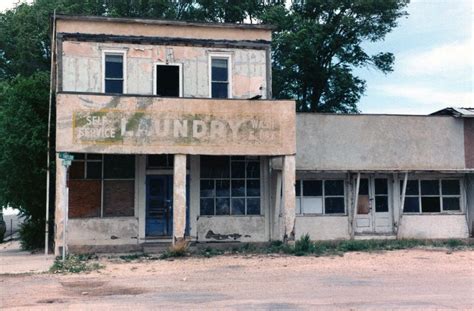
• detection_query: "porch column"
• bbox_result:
[173,154,187,244]
[282,155,296,242]
[54,154,67,256]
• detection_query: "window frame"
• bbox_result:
[153,62,183,97]
[208,53,232,99]
[296,179,347,216]
[69,153,136,218]
[199,156,262,216]
[401,178,464,214]
[102,49,127,94]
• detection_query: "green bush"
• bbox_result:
[19,218,44,251]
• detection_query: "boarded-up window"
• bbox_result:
[68,180,101,218]
[103,180,135,217]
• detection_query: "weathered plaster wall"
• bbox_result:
[56,18,272,42]
[61,41,267,99]
[464,119,474,168]
[295,216,350,240]
[68,217,139,246]
[398,215,469,239]
[295,114,466,171]
[196,216,267,242]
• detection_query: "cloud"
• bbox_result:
[398,38,472,76]
[373,84,473,108]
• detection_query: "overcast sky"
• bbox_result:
[1,0,472,114]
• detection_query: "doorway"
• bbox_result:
[145,174,190,238]
[354,176,393,234]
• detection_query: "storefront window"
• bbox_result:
[401,179,461,213]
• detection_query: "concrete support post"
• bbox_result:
[282,155,296,242]
[54,154,66,255]
[173,154,187,244]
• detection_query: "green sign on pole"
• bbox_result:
[58,152,74,161]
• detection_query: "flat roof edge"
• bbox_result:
[54,14,276,31]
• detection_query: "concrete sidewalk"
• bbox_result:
[0,240,54,274]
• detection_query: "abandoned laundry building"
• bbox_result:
[53,15,473,254]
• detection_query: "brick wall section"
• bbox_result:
[103,180,135,217]
[68,180,101,218]
[465,119,474,168]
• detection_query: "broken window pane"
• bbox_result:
[443,198,460,211]
[442,180,460,195]
[200,198,214,215]
[303,180,322,196]
[403,197,419,213]
[216,198,230,215]
[325,180,344,196]
[246,198,260,215]
[421,197,441,213]
[421,180,439,195]
[325,197,345,214]
[231,198,245,215]
[302,197,323,214]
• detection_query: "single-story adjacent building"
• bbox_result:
[52,15,473,255]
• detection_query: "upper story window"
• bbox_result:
[103,51,126,94]
[154,63,182,97]
[401,179,462,213]
[210,54,231,98]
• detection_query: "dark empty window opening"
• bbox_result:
[156,64,181,97]
[104,53,124,94]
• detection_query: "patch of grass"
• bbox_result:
[199,247,224,258]
[50,255,104,274]
[119,253,151,262]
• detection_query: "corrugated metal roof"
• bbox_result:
[430,107,474,117]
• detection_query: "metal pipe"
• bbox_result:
[45,10,57,256]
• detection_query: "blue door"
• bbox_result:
[146,175,190,237]
[146,175,173,236]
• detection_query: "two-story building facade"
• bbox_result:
[53,15,473,255]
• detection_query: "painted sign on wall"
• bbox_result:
[57,94,296,155]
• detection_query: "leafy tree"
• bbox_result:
[263,0,409,112]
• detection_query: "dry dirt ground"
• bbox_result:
[1,249,473,310]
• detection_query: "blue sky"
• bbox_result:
[355,0,473,114]
[1,0,472,115]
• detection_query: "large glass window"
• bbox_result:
[104,53,124,94]
[296,179,346,215]
[401,179,462,213]
[200,156,260,216]
[68,154,135,218]
[210,57,230,98]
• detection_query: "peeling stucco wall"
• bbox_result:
[61,41,267,99]
[196,216,266,242]
[398,215,469,239]
[68,217,139,246]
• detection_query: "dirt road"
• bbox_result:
[1,249,473,310]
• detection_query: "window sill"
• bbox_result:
[296,214,347,217]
